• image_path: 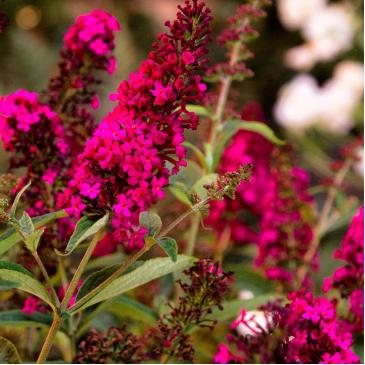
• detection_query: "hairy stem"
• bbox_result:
[208,42,241,147]
[71,192,223,314]
[185,213,201,256]
[36,312,61,364]
[297,159,352,284]
[32,251,60,306]
[69,240,152,314]
[60,230,104,312]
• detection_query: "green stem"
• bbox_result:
[297,158,352,284]
[33,251,60,306]
[70,192,222,315]
[60,230,104,312]
[208,41,241,148]
[69,241,152,314]
[36,312,61,364]
[185,213,200,256]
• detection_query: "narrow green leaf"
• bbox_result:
[169,186,192,207]
[86,252,126,272]
[17,212,34,237]
[157,237,178,262]
[106,295,158,324]
[71,255,195,313]
[0,280,18,291]
[10,181,31,217]
[24,228,44,252]
[186,104,211,117]
[214,120,285,170]
[0,336,21,363]
[0,260,55,310]
[139,211,162,236]
[78,295,158,337]
[0,309,52,327]
[0,209,68,256]
[182,141,208,171]
[76,261,144,301]
[60,213,109,256]
[169,160,203,191]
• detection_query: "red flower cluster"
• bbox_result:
[0,10,120,219]
[323,207,364,333]
[59,0,213,251]
[0,90,68,216]
[47,9,120,154]
[215,291,359,364]
[206,102,314,288]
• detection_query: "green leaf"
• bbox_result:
[157,237,177,262]
[0,309,52,327]
[0,260,55,310]
[186,104,211,117]
[78,295,158,338]
[169,186,192,207]
[139,211,162,236]
[106,295,158,324]
[169,159,203,191]
[86,252,126,272]
[17,212,34,237]
[0,209,68,256]
[191,173,218,200]
[70,255,195,314]
[60,213,109,256]
[76,261,144,301]
[0,336,21,363]
[10,180,31,217]
[24,228,44,253]
[182,141,208,171]
[214,120,285,170]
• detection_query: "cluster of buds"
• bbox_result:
[144,260,233,362]
[74,327,143,364]
[74,260,233,363]
[206,0,270,82]
[204,164,252,201]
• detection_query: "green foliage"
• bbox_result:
[0,209,67,256]
[24,228,44,253]
[183,141,208,171]
[157,236,178,262]
[186,104,211,118]
[0,337,21,364]
[0,309,53,328]
[76,261,144,301]
[192,173,218,200]
[0,260,55,310]
[139,211,162,236]
[70,255,195,313]
[78,295,158,338]
[59,213,109,256]
[169,159,204,206]
[17,212,34,237]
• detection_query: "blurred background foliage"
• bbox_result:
[0,0,363,292]
[0,0,363,282]
[0,1,363,362]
